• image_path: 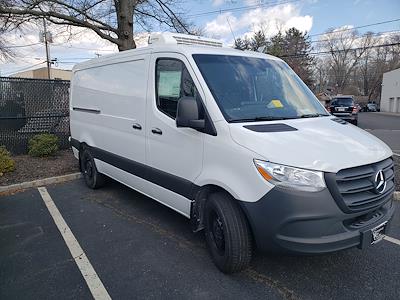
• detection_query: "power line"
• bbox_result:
[3,61,46,76]
[3,42,42,49]
[310,30,400,44]
[52,43,116,52]
[187,0,301,18]
[309,18,400,37]
[280,42,400,58]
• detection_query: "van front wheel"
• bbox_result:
[80,148,105,189]
[204,192,252,273]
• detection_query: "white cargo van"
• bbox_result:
[70,33,395,273]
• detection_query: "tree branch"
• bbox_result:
[0,6,120,45]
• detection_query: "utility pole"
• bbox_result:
[43,19,51,79]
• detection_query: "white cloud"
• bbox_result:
[204,3,313,43]
[283,15,313,33]
[212,0,225,7]
[204,12,238,39]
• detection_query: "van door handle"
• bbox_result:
[132,123,142,130]
[151,127,162,135]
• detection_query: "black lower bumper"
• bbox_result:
[332,114,358,123]
[239,187,394,254]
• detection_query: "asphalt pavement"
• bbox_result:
[1,179,400,300]
[358,112,400,154]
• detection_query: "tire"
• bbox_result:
[204,192,252,273]
[80,148,106,189]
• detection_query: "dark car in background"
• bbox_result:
[327,96,358,125]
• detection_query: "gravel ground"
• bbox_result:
[394,155,400,191]
[0,150,79,186]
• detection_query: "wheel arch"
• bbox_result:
[190,184,254,239]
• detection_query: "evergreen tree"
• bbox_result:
[251,30,269,51]
[267,28,314,87]
[267,31,285,56]
[234,37,251,50]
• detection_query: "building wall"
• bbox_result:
[11,70,34,79]
[381,68,400,113]
[11,67,72,81]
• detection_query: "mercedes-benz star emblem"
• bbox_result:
[374,170,386,194]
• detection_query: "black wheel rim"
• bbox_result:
[83,154,94,184]
[209,211,225,255]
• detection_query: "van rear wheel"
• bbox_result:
[80,148,105,189]
[204,192,252,273]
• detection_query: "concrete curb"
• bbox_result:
[375,112,400,117]
[0,173,82,195]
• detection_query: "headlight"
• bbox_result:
[254,159,326,192]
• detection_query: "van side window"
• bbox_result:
[155,59,197,119]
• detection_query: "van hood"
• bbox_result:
[229,117,392,173]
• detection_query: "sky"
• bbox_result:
[1,0,400,76]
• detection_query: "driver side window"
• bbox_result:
[155,58,197,119]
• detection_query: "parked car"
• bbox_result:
[69,33,395,273]
[367,102,378,112]
[327,96,358,125]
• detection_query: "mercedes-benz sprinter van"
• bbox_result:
[70,33,395,273]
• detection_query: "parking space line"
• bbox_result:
[392,152,400,157]
[384,236,400,246]
[38,187,111,300]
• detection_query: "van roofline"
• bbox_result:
[72,44,282,72]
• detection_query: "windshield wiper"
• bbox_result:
[298,113,330,118]
[229,116,293,123]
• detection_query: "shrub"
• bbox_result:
[28,134,59,157]
[0,146,15,176]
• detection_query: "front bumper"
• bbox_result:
[239,187,394,254]
[332,113,357,122]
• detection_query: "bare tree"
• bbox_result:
[360,33,400,100]
[314,56,330,93]
[0,31,14,62]
[0,0,194,52]
[319,28,376,94]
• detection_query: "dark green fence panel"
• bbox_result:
[0,77,70,154]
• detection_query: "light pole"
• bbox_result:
[42,19,51,79]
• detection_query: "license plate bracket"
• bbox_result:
[370,221,387,245]
[359,221,388,249]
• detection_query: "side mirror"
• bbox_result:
[176,97,205,130]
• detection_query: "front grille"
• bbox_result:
[325,157,395,213]
[346,210,384,229]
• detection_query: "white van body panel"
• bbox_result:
[70,42,393,215]
[229,117,393,174]
[95,159,191,217]
[70,56,148,166]
[193,120,274,202]
[143,52,204,213]
[146,52,204,180]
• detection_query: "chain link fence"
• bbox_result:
[0,77,70,154]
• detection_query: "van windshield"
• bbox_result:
[192,54,328,122]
